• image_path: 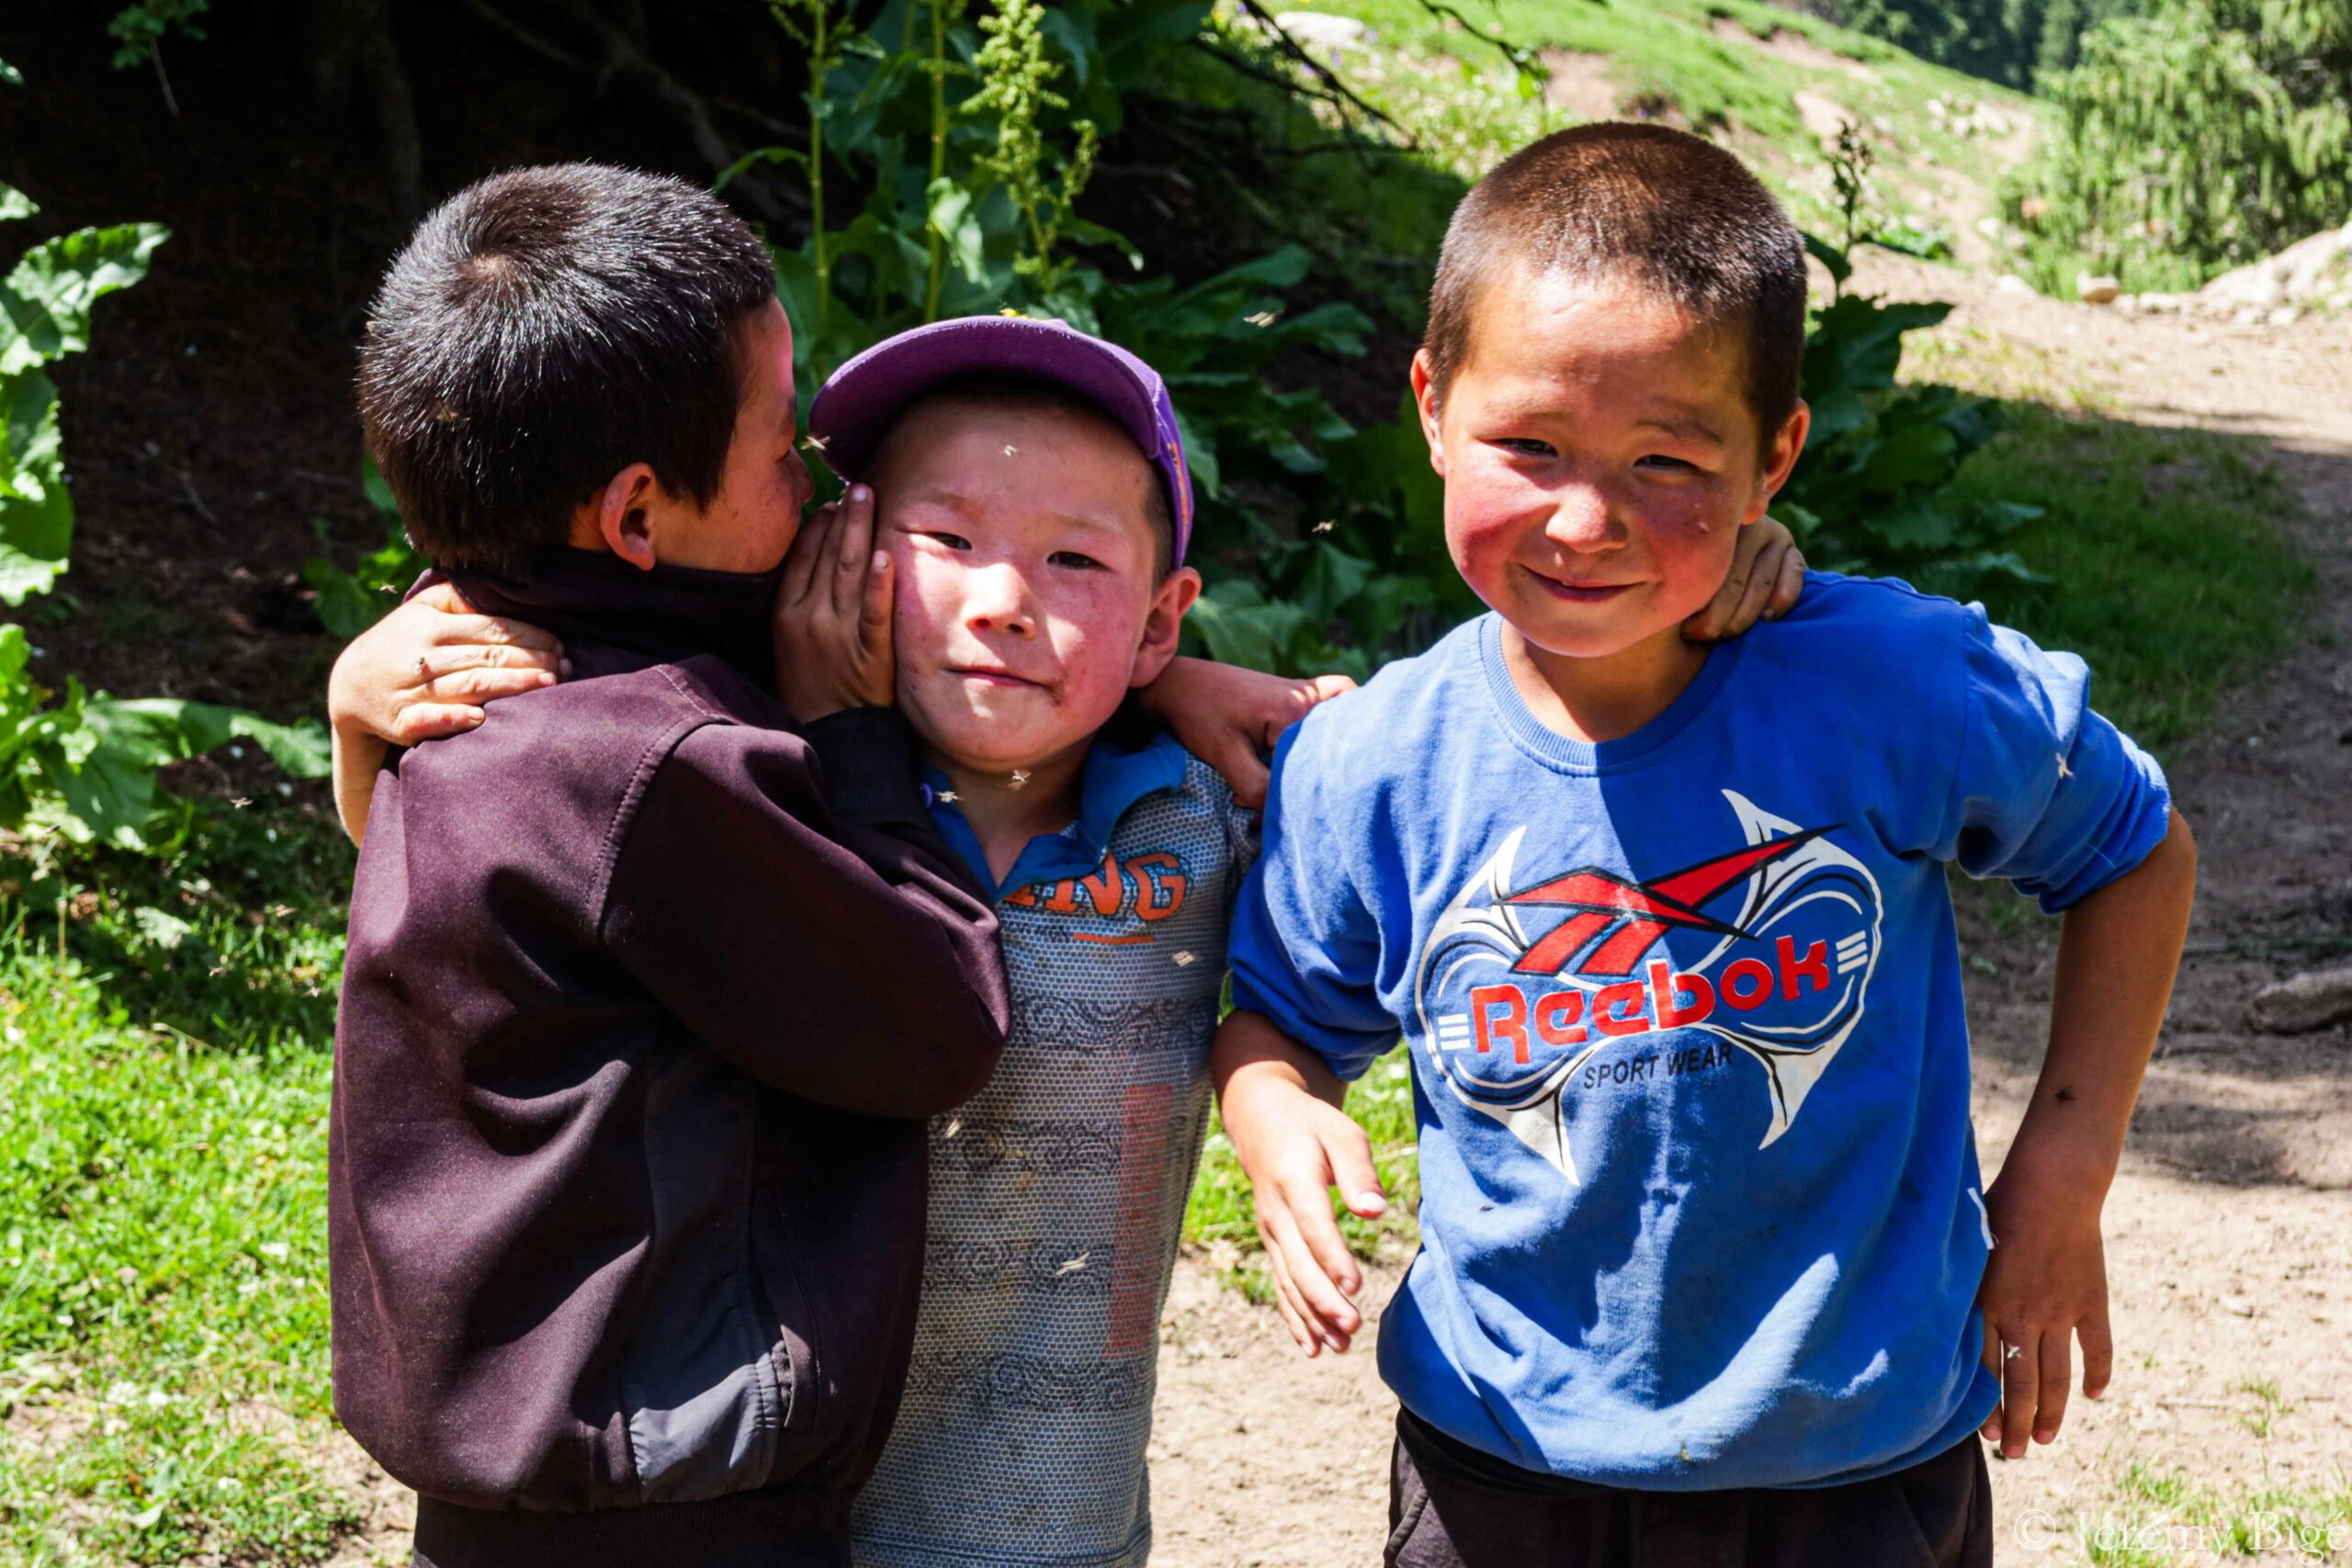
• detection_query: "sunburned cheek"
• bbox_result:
[890,550,963,656]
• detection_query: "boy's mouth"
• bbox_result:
[1521,566,1640,605]
[947,664,1053,693]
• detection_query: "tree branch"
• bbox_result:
[1222,0,1412,143]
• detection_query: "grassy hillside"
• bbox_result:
[1270,0,2051,270]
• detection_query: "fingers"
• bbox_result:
[441,615,563,656]
[1324,1125,1387,1222]
[1219,739,1272,811]
[1768,544,1807,617]
[416,641,563,683]
[1261,1179,1362,1348]
[391,703,490,747]
[407,581,479,617]
[1682,568,1748,641]
[1725,544,1783,633]
[2080,1304,2114,1403]
[782,499,842,606]
[855,545,897,705]
[1979,1318,2004,1443]
[420,666,560,708]
[2034,1328,2072,1445]
[831,485,876,615]
[1997,1326,2041,1459]
[1300,671,1359,707]
[1256,1230,1319,1356]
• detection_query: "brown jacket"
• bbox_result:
[328,548,1009,1566]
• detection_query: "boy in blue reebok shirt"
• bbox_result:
[1216,124,2197,1568]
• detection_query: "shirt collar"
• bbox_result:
[443,546,782,690]
[924,729,1191,901]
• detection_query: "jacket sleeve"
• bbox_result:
[599,708,1009,1117]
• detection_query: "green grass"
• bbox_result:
[1184,1043,1423,1272]
[2076,1461,2352,1564]
[0,810,356,1565]
[1276,0,2048,256]
[1958,408,2318,751]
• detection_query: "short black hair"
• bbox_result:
[1423,124,1808,454]
[357,163,778,568]
[867,375,1176,580]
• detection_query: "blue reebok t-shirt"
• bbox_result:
[1227,574,2171,1491]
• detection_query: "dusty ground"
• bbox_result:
[1144,260,2352,1566]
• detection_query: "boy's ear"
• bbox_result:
[594,463,662,571]
[1409,350,1449,479]
[1743,400,1811,525]
[1128,566,1204,691]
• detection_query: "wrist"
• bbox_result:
[1992,1132,2118,1206]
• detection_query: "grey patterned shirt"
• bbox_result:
[851,734,1255,1568]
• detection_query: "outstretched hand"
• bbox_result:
[775,484,894,720]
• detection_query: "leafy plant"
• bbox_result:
[107,0,209,70]
[741,0,1455,674]
[0,60,327,851]
[301,457,424,640]
[1780,234,2045,595]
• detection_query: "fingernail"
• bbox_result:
[871,551,888,573]
[1354,1191,1386,1214]
[559,658,573,677]
[851,484,870,502]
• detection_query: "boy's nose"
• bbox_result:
[965,565,1037,637]
[1543,487,1623,552]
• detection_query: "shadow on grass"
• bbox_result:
[1,805,353,1055]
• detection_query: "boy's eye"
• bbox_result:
[1494,438,1557,459]
[1048,550,1105,570]
[1635,455,1700,473]
[917,530,972,550]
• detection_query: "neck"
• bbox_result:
[1501,623,1709,744]
[933,740,1091,885]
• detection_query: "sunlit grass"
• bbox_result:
[0,810,355,1564]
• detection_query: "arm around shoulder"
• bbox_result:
[601,719,1009,1118]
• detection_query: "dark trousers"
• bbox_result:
[1387,1411,1994,1568]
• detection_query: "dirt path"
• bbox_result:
[1145,261,2352,1566]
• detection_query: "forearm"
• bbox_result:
[2003,809,2197,1193]
[330,718,387,848]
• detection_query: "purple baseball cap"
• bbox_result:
[807,314,1195,567]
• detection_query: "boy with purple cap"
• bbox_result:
[807,314,1239,1568]
[793,313,1802,1568]
[334,302,1806,1567]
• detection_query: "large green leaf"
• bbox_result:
[0,367,70,604]
[1,222,169,377]
[1186,585,1309,673]
[40,699,330,849]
